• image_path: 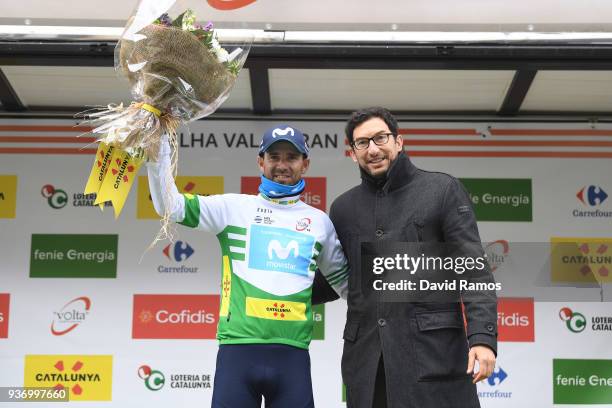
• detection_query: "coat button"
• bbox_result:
[375,229,384,238]
[378,318,387,327]
[486,323,494,332]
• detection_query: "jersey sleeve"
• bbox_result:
[146,135,230,235]
[316,215,349,299]
[179,193,234,234]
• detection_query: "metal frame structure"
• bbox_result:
[2,40,612,118]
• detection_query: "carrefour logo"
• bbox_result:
[559,307,587,333]
[158,241,198,274]
[577,185,608,206]
[487,367,508,386]
[478,366,512,399]
[248,225,314,276]
[163,241,194,262]
[573,185,612,218]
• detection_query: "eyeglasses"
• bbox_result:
[352,132,395,150]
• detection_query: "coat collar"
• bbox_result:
[360,153,417,193]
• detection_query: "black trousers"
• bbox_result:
[372,356,388,408]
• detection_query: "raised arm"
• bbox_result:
[146,135,185,222]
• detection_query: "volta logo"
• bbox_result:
[559,307,587,333]
[163,241,195,262]
[249,225,315,276]
[132,295,219,339]
[577,185,608,206]
[138,365,165,391]
[207,0,257,10]
[497,298,534,342]
[51,296,91,336]
[24,355,113,401]
[485,240,510,272]
[41,185,68,209]
[272,126,295,138]
[487,367,508,386]
[0,175,17,218]
[268,240,299,260]
[0,293,9,338]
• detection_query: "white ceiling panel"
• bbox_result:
[269,69,515,111]
[1,66,252,110]
[522,71,612,112]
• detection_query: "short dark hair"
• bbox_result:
[345,107,398,145]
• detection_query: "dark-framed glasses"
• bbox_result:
[352,132,395,150]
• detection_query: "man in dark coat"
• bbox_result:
[313,107,497,408]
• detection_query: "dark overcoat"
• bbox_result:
[324,153,498,408]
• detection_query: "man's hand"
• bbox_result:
[466,345,496,384]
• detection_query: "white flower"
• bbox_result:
[211,38,221,51]
[215,48,230,63]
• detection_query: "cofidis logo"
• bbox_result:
[24,355,113,401]
[0,175,17,218]
[0,293,10,338]
[132,294,218,339]
[30,234,117,278]
[137,176,223,219]
[497,298,534,342]
[240,176,327,212]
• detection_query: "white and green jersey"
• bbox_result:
[147,146,348,349]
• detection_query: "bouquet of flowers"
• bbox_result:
[82,2,251,222]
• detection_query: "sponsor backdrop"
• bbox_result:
[1,119,611,407]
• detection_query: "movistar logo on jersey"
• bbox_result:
[248,225,314,276]
[268,240,299,260]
